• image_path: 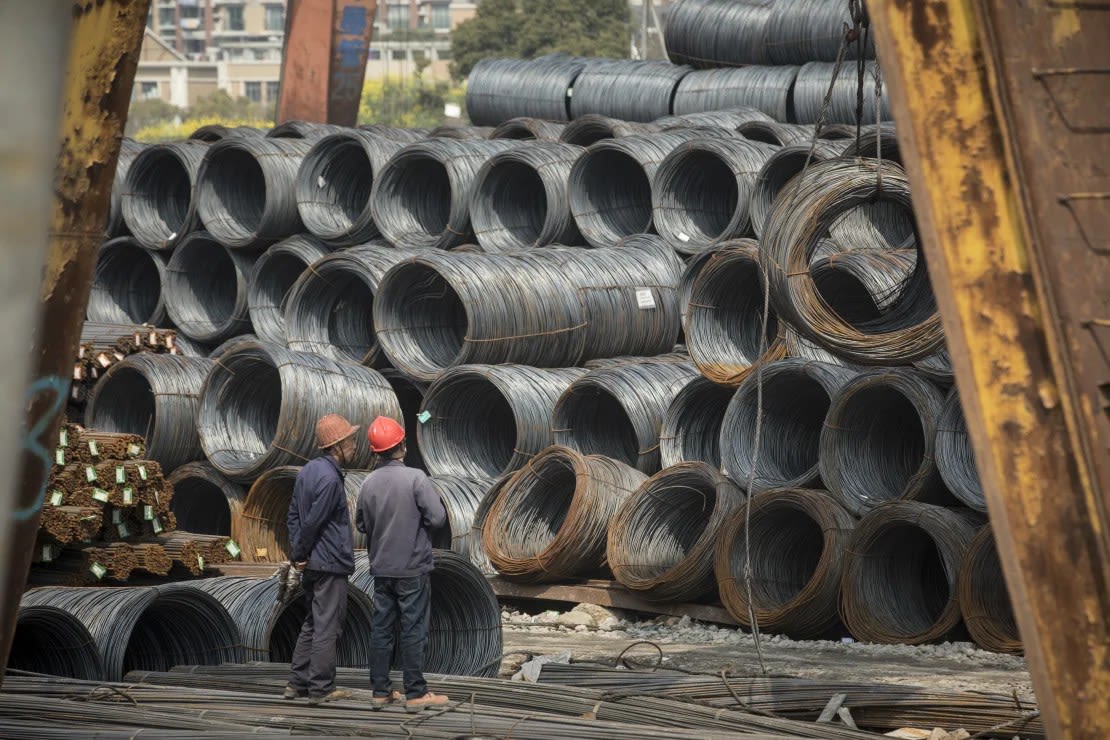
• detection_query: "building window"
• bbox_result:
[141,81,159,99]
[225,4,245,31]
[436,47,452,60]
[245,81,262,103]
[266,81,280,103]
[390,49,407,61]
[158,7,176,27]
[368,48,381,60]
[386,4,409,29]
[265,4,285,31]
[430,2,450,29]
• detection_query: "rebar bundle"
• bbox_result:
[470,142,585,251]
[793,61,891,125]
[652,137,777,253]
[85,353,213,472]
[490,117,568,141]
[108,138,144,237]
[660,376,734,469]
[196,342,400,481]
[749,141,846,238]
[163,231,256,343]
[87,237,169,326]
[9,605,104,680]
[559,115,661,146]
[552,359,699,474]
[608,462,745,602]
[429,476,495,571]
[283,244,420,367]
[935,389,986,512]
[294,130,407,246]
[466,57,588,125]
[715,488,855,638]
[245,234,331,345]
[194,137,311,248]
[841,502,981,644]
[168,462,245,537]
[483,446,646,582]
[419,364,586,479]
[121,140,209,250]
[958,525,1021,654]
[569,60,692,123]
[672,67,801,121]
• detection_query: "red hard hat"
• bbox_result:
[368,416,405,453]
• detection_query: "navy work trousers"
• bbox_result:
[369,574,431,699]
[288,571,348,697]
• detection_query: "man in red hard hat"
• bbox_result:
[284,413,359,706]
[356,416,449,712]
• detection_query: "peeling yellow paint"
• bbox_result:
[1053,8,1082,44]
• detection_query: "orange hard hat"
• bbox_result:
[368,416,405,453]
[316,414,359,449]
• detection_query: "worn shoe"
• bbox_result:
[370,690,404,711]
[404,692,449,713]
[283,684,308,700]
[307,688,353,706]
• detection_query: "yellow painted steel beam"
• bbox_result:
[869,1,1110,737]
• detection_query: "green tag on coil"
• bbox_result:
[226,540,241,558]
[90,563,107,579]
[417,410,431,423]
[88,440,98,457]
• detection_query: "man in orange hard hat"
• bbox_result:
[284,413,359,706]
[356,416,449,712]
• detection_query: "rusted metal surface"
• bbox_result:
[0,0,151,685]
[869,0,1110,736]
[276,0,377,126]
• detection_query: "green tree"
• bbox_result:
[186,90,272,122]
[125,98,184,135]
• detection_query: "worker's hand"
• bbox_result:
[293,560,307,572]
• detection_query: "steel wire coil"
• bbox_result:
[672,67,801,121]
[840,502,981,644]
[914,345,954,384]
[749,142,846,238]
[559,115,660,146]
[283,244,421,367]
[684,241,786,386]
[21,585,243,681]
[108,139,144,237]
[736,120,814,147]
[490,117,567,141]
[763,0,876,65]
[482,446,647,582]
[652,137,777,253]
[470,142,586,251]
[197,342,400,482]
[267,120,347,140]
[185,576,374,666]
[189,124,267,142]
[233,466,371,562]
[429,476,496,570]
[958,525,1021,654]
[163,231,256,344]
[841,122,901,165]
[819,368,952,516]
[466,57,588,125]
[379,369,428,471]
[608,462,745,602]
[195,137,311,248]
[817,123,859,139]
[720,358,855,492]
[294,130,407,246]
[469,475,511,575]
[207,333,259,362]
[664,0,776,67]
[793,61,891,125]
[448,242,485,253]
[552,359,699,474]
[568,129,737,248]
[715,488,855,638]
[676,244,723,334]
[360,124,432,142]
[351,549,503,676]
[419,364,586,479]
[935,388,986,512]
[9,605,104,680]
[654,108,774,131]
[246,234,331,345]
[87,237,169,326]
[828,200,917,252]
[810,248,918,324]
[660,376,734,469]
[170,334,213,358]
[569,60,692,123]
[121,140,209,250]
[428,125,496,139]
[783,325,855,367]
[370,138,521,249]
[85,353,213,471]
[762,158,941,363]
[168,462,246,537]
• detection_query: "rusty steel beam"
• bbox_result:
[0,0,151,684]
[276,0,377,126]
[869,1,1110,736]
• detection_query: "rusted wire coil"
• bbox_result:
[652,137,777,253]
[819,368,952,516]
[762,158,942,363]
[958,525,1021,654]
[85,353,213,472]
[569,60,692,123]
[676,244,721,333]
[683,240,786,386]
[294,130,407,246]
[466,57,588,125]
[553,359,699,474]
[935,388,986,512]
[283,244,421,367]
[793,60,891,125]
[195,137,311,248]
[429,476,496,572]
[715,488,856,638]
[841,502,982,645]
[721,358,856,493]
[672,67,800,121]
[660,376,734,469]
[108,139,145,237]
[10,605,104,680]
[121,140,209,250]
[482,446,647,582]
[87,237,169,326]
[168,462,246,537]
[419,364,586,479]
[490,117,567,141]
[559,115,661,146]
[197,342,400,482]
[246,234,331,345]
[749,141,846,238]
[163,232,256,344]
[470,142,586,251]
[469,476,511,575]
[608,462,745,603]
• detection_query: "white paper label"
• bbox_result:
[55,449,65,466]
[197,555,205,571]
[677,233,690,242]
[444,102,462,118]
[111,509,122,524]
[92,488,110,503]
[317,175,326,189]
[152,517,163,534]
[118,523,130,538]
[635,288,656,310]
[143,505,154,521]
[50,490,64,507]
[90,563,107,579]
[85,466,97,483]
[59,429,68,447]
[123,487,134,505]
[88,440,99,456]
[226,540,241,558]
[42,545,55,561]
[116,466,126,484]
[128,443,141,457]
[138,465,148,481]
